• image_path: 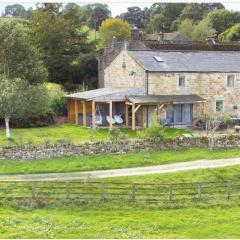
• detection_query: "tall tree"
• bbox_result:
[99,18,131,46]
[118,6,147,29]
[206,9,240,34]
[81,4,111,30]
[3,4,26,18]
[0,18,47,84]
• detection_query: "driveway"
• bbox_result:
[1,158,240,181]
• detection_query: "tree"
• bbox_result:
[118,6,147,29]
[0,18,47,84]
[206,9,240,34]
[3,4,26,18]
[99,18,131,46]
[219,23,240,42]
[0,77,50,139]
[178,18,194,38]
[81,4,111,30]
[179,3,209,22]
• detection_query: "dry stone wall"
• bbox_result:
[0,135,240,160]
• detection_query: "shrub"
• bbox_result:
[109,128,127,142]
[45,82,67,116]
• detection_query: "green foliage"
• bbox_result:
[206,9,240,34]
[0,18,47,84]
[225,117,234,128]
[143,112,164,140]
[108,128,127,142]
[219,23,240,42]
[178,18,214,41]
[0,76,50,121]
[99,18,131,46]
[118,6,147,29]
[44,83,67,116]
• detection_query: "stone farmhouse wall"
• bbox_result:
[0,135,240,160]
[148,72,240,119]
[104,50,146,89]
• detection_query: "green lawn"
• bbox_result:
[1,148,240,174]
[0,124,190,146]
[0,203,240,238]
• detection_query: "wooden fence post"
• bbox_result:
[227,181,232,200]
[32,182,36,200]
[198,183,202,200]
[131,184,136,202]
[100,183,105,201]
[168,184,173,201]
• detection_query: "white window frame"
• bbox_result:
[177,74,186,89]
[226,74,236,88]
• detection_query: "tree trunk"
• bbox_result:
[5,117,11,139]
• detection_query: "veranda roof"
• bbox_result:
[127,95,206,105]
[65,88,145,101]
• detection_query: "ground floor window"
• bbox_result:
[166,104,193,125]
[216,100,223,112]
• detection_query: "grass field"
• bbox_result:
[0,148,240,174]
[0,124,190,146]
[0,202,240,238]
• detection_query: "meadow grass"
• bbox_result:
[0,202,240,238]
[0,148,240,174]
[0,124,189,146]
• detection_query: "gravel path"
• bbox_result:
[1,158,240,181]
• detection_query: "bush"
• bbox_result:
[143,112,164,140]
[109,128,127,142]
[45,82,67,116]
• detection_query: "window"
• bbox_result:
[216,100,223,112]
[153,56,164,62]
[227,74,235,87]
[178,75,186,88]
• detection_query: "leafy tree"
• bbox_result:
[118,6,147,29]
[219,23,240,42]
[0,76,50,139]
[178,18,214,41]
[179,3,209,22]
[0,18,47,84]
[3,4,26,18]
[178,18,194,38]
[206,9,240,34]
[81,4,111,30]
[99,18,131,46]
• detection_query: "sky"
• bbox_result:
[0,1,240,16]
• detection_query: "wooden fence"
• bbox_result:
[0,180,239,203]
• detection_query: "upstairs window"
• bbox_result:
[227,74,235,88]
[178,75,186,88]
[216,100,223,112]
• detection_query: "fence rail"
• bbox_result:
[0,180,239,203]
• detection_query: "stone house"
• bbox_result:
[66,42,240,130]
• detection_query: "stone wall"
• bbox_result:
[0,135,240,160]
[148,72,240,118]
[104,50,146,90]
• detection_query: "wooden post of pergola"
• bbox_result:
[142,105,145,128]
[82,101,87,127]
[132,104,135,130]
[109,101,113,129]
[92,100,96,130]
[125,103,129,127]
[74,99,78,124]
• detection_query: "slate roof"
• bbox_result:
[65,88,145,101]
[130,51,240,72]
[127,95,206,105]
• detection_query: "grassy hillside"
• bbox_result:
[0,148,240,174]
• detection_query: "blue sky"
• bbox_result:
[0,1,240,16]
